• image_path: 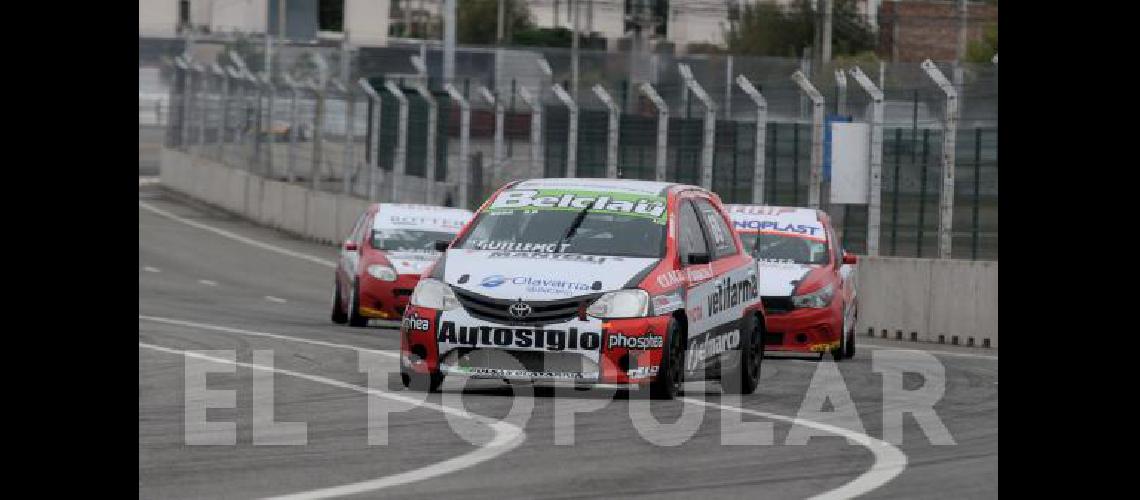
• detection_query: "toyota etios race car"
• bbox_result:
[333,203,474,327]
[725,205,858,361]
[399,179,765,399]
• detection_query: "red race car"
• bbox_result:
[725,205,858,361]
[399,179,765,399]
[333,203,474,327]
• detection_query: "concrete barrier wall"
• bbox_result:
[160,147,998,349]
[854,256,998,348]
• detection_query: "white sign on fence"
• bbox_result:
[829,122,870,204]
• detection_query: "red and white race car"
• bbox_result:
[399,179,765,399]
[725,205,858,361]
[333,203,474,327]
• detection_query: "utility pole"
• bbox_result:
[496,0,505,90]
[443,0,456,85]
[571,0,580,102]
[821,0,833,67]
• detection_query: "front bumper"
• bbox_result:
[357,273,420,320]
[763,298,843,354]
[399,305,672,385]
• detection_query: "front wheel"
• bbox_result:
[844,309,857,359]
[401,369,444,392]
[723,314,764,394]
[649,319,686,400]
[331,280,348,324]
[347,279,368,327]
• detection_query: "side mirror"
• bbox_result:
[842,252,858,265]
[343,240,358,252]
[434,240,451,252]
[687,252,711,266]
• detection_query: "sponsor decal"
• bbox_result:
[437,321,602,351]
[402,313,431,332]
[479,274,594,296]
[446,366,589,380]
[607,333,665,350]
[487,189,668,224]
[470,240,572,253]
[686,329,741,371]
[727,205,799,216]
[655,264,715,289]
[707,274,760,317]
[757,258,798,266]
[486,251,621,265]
[651,292,684,314]
[733,219,822,236]
[626,365,660,379]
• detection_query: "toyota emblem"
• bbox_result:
[508,301,532,319]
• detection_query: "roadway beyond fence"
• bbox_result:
[158,147,998,349]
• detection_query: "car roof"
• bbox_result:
[510,178,688,197]
[723,204,824,227]
[368,203,473,232]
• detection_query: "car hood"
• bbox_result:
[756,260,819,296]
[386,250,441,275]
[442,250,659,300]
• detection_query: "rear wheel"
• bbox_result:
[331,280,348,324]
[347,279,368,327]
[650,319,686,400]
[723,315,764,394]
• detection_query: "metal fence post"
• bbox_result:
[247,71,263,174]
[329,78,352,194]
[638,82,669,182]
[736,75,767,204]
[212,64,228,161]
[848,66,885,257]
[791,70,825,209]
[261,74,275,177]
[835,69,848,116]
[517,86,542,178]
[552,83,578,177]
[478,85,506,180]
[194,64,207,147]
[358,78,383,201]
[848,66,884,256]
[174,57,191,150]
[413,80,439,204]
[308,53,330,191]
[445,83,471,209]
[384,80,409,203]
[283,74,301,184]
[592,84,620,179]
[921,59,959,259]
[680,64,716,190]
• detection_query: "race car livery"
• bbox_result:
[332,203,474,327]
[725,204,858,360]
[399,179,766,399]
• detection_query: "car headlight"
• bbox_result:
[791,283,834,309]
[410,278,459,311]
[366,264,398,281]
[586,289,650,319]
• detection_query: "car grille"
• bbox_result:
[452,287,602,325]
[444,348,598,373]
[762,296,794,313]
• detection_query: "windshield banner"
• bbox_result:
[486,189,669,224]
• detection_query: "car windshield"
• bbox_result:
[740,233,830,265]
[371,229,456,252]
[455,208,667,258]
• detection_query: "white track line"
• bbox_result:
[681,398,908,500]
[265,296,287,303]
[143,266,161,273]
[139,342,524,500]
[139,315,398,358]
[858,343,998,361]
[199,279,218,286]
[138,201,336,268]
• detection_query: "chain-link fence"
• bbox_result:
[143,35,997,261]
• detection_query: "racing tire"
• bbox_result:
[400,369,444,392]
[331,280,348,324]
[844,310,857,359]
[649,319,686,400]
[347,279,368,327]
[722,314,764,395]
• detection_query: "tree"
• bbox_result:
[457,0,533,45]
[965,22,997,63]
[725,0,874,58]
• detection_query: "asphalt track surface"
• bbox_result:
[139,183,998,499]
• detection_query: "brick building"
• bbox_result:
[878,0,998,62]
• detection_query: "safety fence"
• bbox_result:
[148,37,996,261]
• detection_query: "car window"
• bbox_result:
[347,212,368,243]
[693,199,737,260]
[678,201,708,262]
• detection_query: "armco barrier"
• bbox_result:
[854,256,998,348]
[158,147,997,349]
